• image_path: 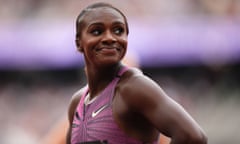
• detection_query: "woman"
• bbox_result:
[67,2,207,144]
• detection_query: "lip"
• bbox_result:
[95,46,121,56]
[96,46,121,51]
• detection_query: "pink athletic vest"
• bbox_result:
[71,66,159,144]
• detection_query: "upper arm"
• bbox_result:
[66,87,86,144]
[68,94,80,125]
[122,75,206,143]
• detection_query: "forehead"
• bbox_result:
[82,7,126,26]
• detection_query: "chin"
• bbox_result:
[99,60,120,67]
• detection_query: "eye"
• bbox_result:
[90,29,102,36]
[114,27,124,35]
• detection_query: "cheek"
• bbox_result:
[121,37,128,51]
[119,34,128,47]
[120,38,128,59]
[80,31,98,50]
[82,38,97,51]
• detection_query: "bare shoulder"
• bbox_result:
[120,67,161,95]
[71,86,87,101]
[68,86,87,123]
[118,67,164,110]
[120,66,143,82]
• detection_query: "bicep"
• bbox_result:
[67,87,86,123]
[147,91,206,143]
[148,93,198,137]
[66,89,83,143]
[126,76,201,138]
[66,97,77,144]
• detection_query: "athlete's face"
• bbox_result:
[77,7,128,67]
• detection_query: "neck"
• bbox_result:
[85,63,123,97]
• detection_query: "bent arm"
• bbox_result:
[124,76,207,144]
[158,97,207,144]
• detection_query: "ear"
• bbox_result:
[75,39,84,53]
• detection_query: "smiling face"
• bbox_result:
[76,7,128,68]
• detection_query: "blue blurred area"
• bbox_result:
[1,19,240,69]
[0,0,240,144]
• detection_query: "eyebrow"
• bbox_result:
[88,22,103,27]
[88,20,125,28]
[112,21,125,26]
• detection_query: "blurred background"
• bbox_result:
[0,0,240,144]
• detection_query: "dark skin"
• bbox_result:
[67,6,207,144]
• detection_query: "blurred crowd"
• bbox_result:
[0,70,83,144]
[0,65,240,144]
[0,0,240,23]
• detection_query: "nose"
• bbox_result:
[102,30,117,44]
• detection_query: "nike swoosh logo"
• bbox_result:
[92,104,108,118]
